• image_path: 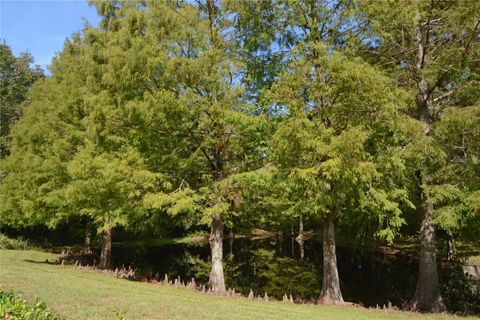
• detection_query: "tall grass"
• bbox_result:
[0,233,30,250]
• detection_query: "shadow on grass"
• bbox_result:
[23,259,60,265]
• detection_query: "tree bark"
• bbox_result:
[295,214,305,260]
[276,231,282,253]
[98,228,112,270]
[409,10,446,312]
[317,214,343,304]
[84,220,92,254]
[291,225,295,258]
[208,215,226,293]
[229,229,234,256]
[409,199,446,312]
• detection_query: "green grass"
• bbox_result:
[0,250,478,320]
[112,235,208,248]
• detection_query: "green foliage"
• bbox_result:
[440,261,480,314]
[191,253,243,291]
[263,43,411,245]
[251,249,320,300]
[358,0,480,92]
[427,105,480,236]
[191,255,213,286]
[358,0,480,237]
[0,43,43,158]
[0,4,167,234]
[191,249,320,300]
[0,234,30,250]
[132,1,268,231]
[0,290,61,320]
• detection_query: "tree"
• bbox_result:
[357,0,479,311]
[0,78,79,231]
[228,0,409,304]
[142,0,266,293]
[1,3,161,269]
[0,43,43,159]
[266,44,411,304]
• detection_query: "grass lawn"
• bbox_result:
[0,249,478,320]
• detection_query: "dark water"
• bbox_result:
[104,238,417,307]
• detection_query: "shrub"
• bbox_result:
[0,234,30,250]
[440,261,480,314]
[0,289,61,320]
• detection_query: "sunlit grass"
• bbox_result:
[1,249,476,320]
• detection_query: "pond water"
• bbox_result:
[101,238,418,307]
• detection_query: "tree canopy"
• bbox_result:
[0,43,44,158]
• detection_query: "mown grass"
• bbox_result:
[0,249,478,320]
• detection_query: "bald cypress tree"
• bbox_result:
[1,3,161,269]
[266,45,411,304]
[357,0,479,311]
[141,0,265,293]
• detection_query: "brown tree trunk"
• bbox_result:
[98,228,112,270]
[291,225,295,258]
[208,215,226,293]
[229,229,234,256]
[317,214,343,304]
[295,214,305,260]
[84,220,92,254]
[276,231,282,253]
[409,11,445,312]
[409,199,446,312]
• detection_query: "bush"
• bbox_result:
[0,234,30,250]
[0,290,61,320]
[440,261,480,314]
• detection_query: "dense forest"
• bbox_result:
[1,0,479,315]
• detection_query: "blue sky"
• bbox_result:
[0,0,100,71]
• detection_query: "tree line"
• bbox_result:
[1,0,479,313]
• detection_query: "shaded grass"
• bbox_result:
[112,236,208,248]
[392,238,480,257]
[467,256,480,265]
[1,250,477,320]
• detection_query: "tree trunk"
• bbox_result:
[409,199,446,312]
[229,229,234,256]
[276,231,282,253]
[295,214,305,260]
[409,11,445,312]
[291,225,295,258]
[317,214,343,304]
[447,236,456,261]
[84,220,92,254]
[98,228,112,270]
[208,215,226,293]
